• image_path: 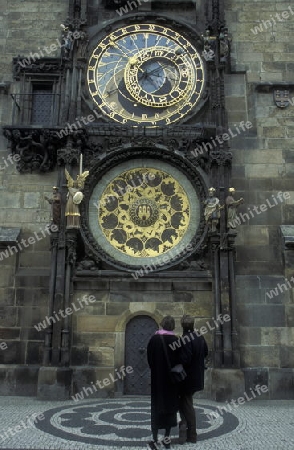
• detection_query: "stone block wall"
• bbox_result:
[0,0,68,371]
[0,1,66,81]
[71,279,213,368]
[0,0,293,398]
[225,0,294,391]
[226,0,294,270]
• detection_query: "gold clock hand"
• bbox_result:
[105,87,119,97]
[141,61,177,79]
[109,40,130,60]
[140,48,185,78]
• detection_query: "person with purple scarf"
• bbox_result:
[147,316,182,450]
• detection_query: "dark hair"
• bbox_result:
[160,315,175,331]
[181,315,194,332]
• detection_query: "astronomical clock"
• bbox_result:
[87,23,205,126]
[81,18,209,271]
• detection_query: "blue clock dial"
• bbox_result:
[87,23,205,126]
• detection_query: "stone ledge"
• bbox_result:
[280,225,294,249]
[211,369,245,402]
[252,81,294,92]
[0,82,10,94]
[0,227,20,247]
[74,270,212,280]
[37,367,73,401]
[0,365,292,399]
[0,365,38,396]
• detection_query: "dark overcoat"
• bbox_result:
[180,331,208,394]
[147,334,181,430]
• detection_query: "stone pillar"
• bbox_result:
[211,236,223,367]
[37,367,73,401]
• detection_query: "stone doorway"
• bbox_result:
[124,315,158,395]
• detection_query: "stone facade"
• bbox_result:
[225,0,294,398]
[0,0,293,400]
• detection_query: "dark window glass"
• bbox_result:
[31,85,53,124]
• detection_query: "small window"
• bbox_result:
[31,84,53,125]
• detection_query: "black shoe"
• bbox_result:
[187,437,197,443]
[148,441,160,450]
[179,423,187,444]
[178,436,186,445]
[161,436,171,449]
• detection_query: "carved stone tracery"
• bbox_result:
[12,57,61,80]
[3,128,63,173]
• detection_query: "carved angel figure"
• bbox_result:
[65,169,89,229]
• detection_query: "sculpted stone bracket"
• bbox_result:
[0,82,10,94]
[280,225,294,250]
[2,123,232,179]
[219,230,237,252]
[253,82,294,109]
[65,230,79,266]
[3,127,66,173]
[0,227,21,247]
[209,149,232,167]
[279,226,294,278]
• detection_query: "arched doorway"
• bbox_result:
[124,315,158,395]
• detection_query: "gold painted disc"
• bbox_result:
[98,168,190,257]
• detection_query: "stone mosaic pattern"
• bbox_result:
[0,397,293,450]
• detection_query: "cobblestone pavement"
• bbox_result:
[0,397,293,450]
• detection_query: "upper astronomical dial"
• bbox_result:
[87,23,205,126]
[124,46,192,108]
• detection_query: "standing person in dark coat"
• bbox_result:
[178,315,208,444]
[147,316,181,450]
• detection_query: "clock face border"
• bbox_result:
[80,147,207,272]
[89,160,199,267]
[87,22,206,127]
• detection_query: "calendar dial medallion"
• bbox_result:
[87,159,201,269]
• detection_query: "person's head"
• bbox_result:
[208,187,216,198]
[160,315,175,331]
[181,315,195,333]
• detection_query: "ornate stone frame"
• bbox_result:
[80,146,208,271]
[84,12,209,126]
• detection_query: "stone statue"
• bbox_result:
[45,187,61,230]
[204,187,221,233]
[226,187,244,229]
[60,25,73,60]
[219,27,231,62]
[77,31,89,58]
[202,29,216,61]
[65,169,89,229]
